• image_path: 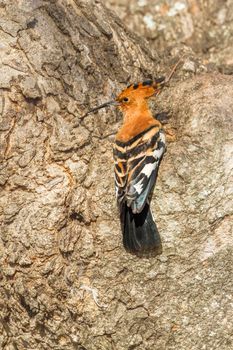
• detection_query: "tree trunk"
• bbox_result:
[0,1,232,349]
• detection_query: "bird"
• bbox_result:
[112,78,166,252]
[82,60,181,253]
[82,79,165,253]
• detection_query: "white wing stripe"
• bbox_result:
[133,178,144,195]
[141,162,157,178]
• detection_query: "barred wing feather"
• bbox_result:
[114,126,165,214]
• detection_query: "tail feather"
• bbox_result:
[121,203,161,253]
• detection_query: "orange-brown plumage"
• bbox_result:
[115,81,162,142]
[116,112,161,142]
[112,79,166,252]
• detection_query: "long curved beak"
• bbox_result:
[81,100,119,119]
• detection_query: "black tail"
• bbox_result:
[121,203,161,253]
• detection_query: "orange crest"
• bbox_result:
[116,78,165,102]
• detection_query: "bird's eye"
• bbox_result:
[122,97,129,102]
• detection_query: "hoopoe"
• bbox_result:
[111,78,166,252]
[83,61,181,253]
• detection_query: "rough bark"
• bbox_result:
[0,1,232,350]
[106,0,233,73]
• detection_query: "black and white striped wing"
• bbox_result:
[113,143,128,206]
[126,129,165,213]
[114,126,166,214]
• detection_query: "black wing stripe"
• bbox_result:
[113,148,126,159]
[114,127,160,159]
[115,164,123,174]
[128,155,145,170]
[114,127,166,212]
[129,156,157,181]
[126,131,160,158]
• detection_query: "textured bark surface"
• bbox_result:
[0,1,232,349]
[106,0,233,73]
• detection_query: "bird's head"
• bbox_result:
[81,77,165,119]
[81,58,183,119]
[115,78,165,112]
